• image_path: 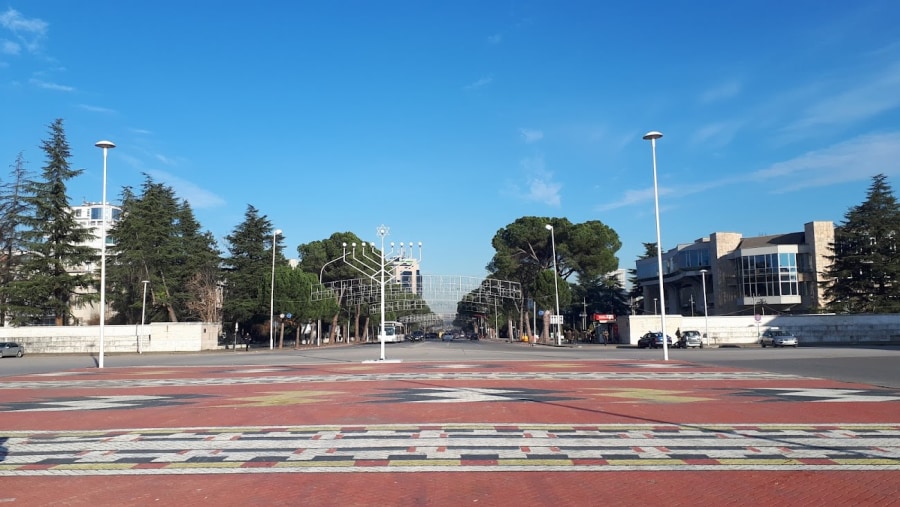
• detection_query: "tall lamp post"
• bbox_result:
[643,130,669,360]
[341,226,421,361]
[700,269,709,348]
[140,280,149,354]
[545,223,561,346]
[94,140,115,368]
[269,229,282,350]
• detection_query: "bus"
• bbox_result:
[381,321,406,343]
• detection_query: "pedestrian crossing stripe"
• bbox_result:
[1,423,897,475]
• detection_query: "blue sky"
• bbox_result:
[3,2,900,278]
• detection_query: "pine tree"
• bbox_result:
[823,174,900,313]
[6,119,98,325]
[222,205,280,337]
[106,176,221,323]
[0,152,35,324]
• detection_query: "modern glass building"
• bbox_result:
[634,221,834,316]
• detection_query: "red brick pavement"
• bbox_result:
[1,359,898,506]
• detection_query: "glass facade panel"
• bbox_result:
[740,251,798,299]
[674,248,711,271]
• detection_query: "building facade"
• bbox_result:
[635,221,834,316]
[69,201,121,325]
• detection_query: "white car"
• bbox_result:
[678,330,703,348]
[760,329,798,348]
[0,342,25,358]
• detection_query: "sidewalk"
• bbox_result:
[1,358,897,506]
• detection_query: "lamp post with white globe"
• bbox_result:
[643,130,669,361]
[95,140,115,368]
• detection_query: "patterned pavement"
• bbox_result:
[0,359,898,505]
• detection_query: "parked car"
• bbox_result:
[760,329,799,348]
[637,332,674,349]
[677,330,703,348]
[0,342,25,358]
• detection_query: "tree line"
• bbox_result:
[5,119,889,344]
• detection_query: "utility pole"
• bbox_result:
[581,298,587,332]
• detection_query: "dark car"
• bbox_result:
[408,330,425,342]
[0,341,25,358]
[637,332,673,349]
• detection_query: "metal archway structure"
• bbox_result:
[311,274,522,326]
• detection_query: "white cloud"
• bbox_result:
[145,169,227,209]
[77,104,116,114]
[691,120,743,147]
[464,75,493,90]
[751,131,900,191]
[602,131,900,212]
[598,183,682,211]
[29,78,73,92]
[519,156,561,206]
[155,154,177,166]
[785,62,900,133]
[2,39,19,55]
[699,80,741,104]
[0,8,47,53]
[519,128,543,143]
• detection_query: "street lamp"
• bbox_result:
[340,226,421,360]
[140,280,149,354]
[269,228,282,350]
[94,140,115,368]
[643,130,669,360]
[378,228,388,360]
[545,223,561,346]
[700,269,710,348]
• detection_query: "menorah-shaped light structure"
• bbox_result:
[342,224,422,361]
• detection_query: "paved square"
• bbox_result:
[1,359,897,505]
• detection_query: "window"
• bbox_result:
[740,251,798,299]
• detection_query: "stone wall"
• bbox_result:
[620,314,900,347]
[0,322,222,354]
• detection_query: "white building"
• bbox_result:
[69,201,121,325]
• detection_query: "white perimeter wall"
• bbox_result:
[620,314,900,346]
[0,322,221,354]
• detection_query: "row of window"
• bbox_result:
[740,253,799,297]
[73,206,122,221]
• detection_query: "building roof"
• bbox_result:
[737,231,805,249]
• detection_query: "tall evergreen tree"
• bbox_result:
[222,205,281,337]
[107,175,221,323]
[5,119,97,325]
[0,152,35,324]
[823,174,900,313]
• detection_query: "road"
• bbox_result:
[3,339,898,387]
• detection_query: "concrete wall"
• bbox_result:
[0,322,222,354]
[620,314,900,347]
